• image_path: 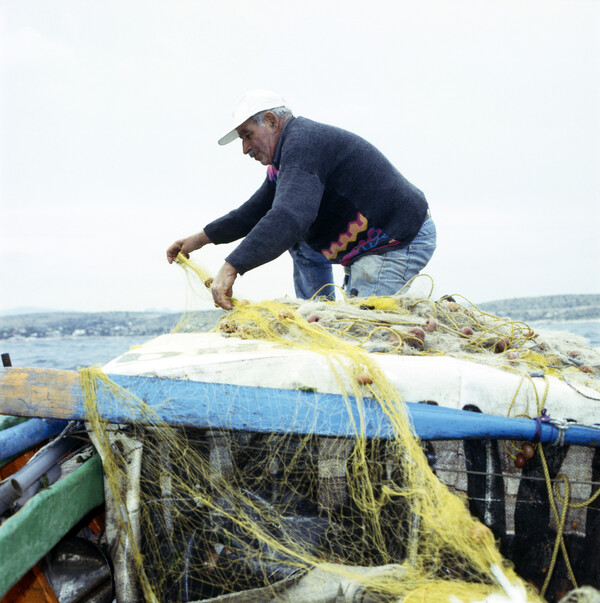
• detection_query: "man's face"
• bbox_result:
[237,114,280,166]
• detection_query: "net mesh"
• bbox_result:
[80,256,600,602]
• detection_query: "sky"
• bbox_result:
[1,0,599,312]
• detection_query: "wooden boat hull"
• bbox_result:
[1,332,599,600]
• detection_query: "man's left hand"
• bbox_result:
[211,262,238,310]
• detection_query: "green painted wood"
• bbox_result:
[0,415,29,431]
[0,453,105,597]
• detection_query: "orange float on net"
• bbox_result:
[356,372,374,386]
[514,452,527,469]
[521,442,535,460]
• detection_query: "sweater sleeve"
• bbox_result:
[203,178,275,244]
[225,167,325,274]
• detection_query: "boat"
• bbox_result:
[1,295,599,602]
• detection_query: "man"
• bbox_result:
[167,90,436,310]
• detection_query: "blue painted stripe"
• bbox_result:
[85,375,600,447]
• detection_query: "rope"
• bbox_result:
[167,259,600,599]
[533,408,553,444]
[539,445,578,597]
[549,418,571,447]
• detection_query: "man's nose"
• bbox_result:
[242,139,251,154]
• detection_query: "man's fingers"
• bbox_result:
[167,232,210,264]
[211,280,234,310]
[166,241,182,264]
[212,288,233,311]
[210,261,238,310]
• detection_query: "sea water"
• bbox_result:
[1,321,599,371]
[1,335,149,370]
[528,319,600,349]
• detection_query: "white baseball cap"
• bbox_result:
[218,89,290,146]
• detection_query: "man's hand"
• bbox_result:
[211,262,238,310]
[166,231,212,264]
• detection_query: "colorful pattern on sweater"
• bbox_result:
[322,212,401,266]
[266,165,279,183]
[321,213,368,260]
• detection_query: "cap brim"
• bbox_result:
[218,129,239,146]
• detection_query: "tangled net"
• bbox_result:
[80,255,599,602]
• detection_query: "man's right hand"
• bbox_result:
[166,231,212,264]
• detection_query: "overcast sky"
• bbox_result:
[1,0,598,312]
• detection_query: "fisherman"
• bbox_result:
[167,90,436,310]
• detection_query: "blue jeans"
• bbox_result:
[289,240,336,300]
[344,218,437,297]
[289,218,436,299]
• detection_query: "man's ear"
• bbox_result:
[264,111,278,131]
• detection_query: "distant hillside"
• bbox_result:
[478,294,600,322]
[0,310,224,340]
[1,296,598,340]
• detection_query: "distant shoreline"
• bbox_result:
[1,294,598,341]
[0,309,224,341]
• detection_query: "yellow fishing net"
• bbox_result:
[80,255,600,602]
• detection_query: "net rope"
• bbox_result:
[79,255,600,602]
